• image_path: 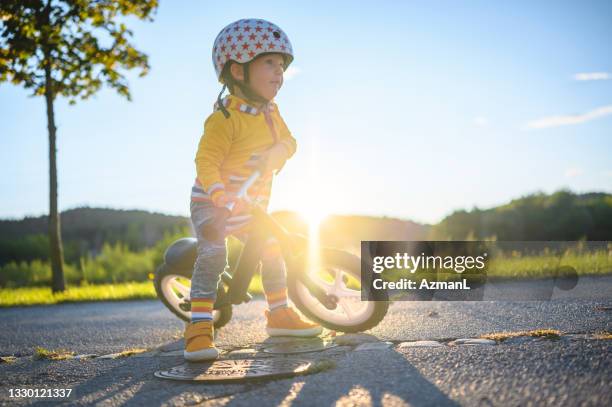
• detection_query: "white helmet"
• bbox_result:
[212,19,294,83]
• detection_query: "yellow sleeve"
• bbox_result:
[276,112,297,159]
[194,111,233,205]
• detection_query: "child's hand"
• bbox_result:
[258,143,290,174]
[215,195,248,214]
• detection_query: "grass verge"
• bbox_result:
[0,276,265,307]
[480,329,562,342]
[33,346,75,361]
[0,282,156,307]
[593,331,612,340]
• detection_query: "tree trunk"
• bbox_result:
[45,63,65,293]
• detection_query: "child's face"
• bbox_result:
[232,53,286,101]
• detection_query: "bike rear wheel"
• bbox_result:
[154,264,232,329]
[287,249,389,333]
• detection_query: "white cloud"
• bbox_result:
[573,72,610,81]
[603,170,612,178]
[473,116,488,127]
[525,105,612,129]
[284,66,301,80]
[565,167,583,178]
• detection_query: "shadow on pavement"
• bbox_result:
[35,338,459,406]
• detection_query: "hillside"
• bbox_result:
[0,207,427,266]
[430,190,612,240]
[0,207,190,265]
[1,189,611,266]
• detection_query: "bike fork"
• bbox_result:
[289,257,339,310]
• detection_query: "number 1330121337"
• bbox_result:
[9,388,72,398]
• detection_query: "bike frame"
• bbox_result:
[209,171,338,310]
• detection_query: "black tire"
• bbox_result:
[154,263,232,329]
[287,249,389,333]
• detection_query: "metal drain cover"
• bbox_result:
[263,340,338,354]
[154,358,313,382]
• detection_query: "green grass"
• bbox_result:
[112,348,148,358]
[0,282,157,307]
[0,276,266,307]
[593,331,612,340]
[480,329,562,342]
[2,247,609,307]
[382,247,612,282]
[486,249,612,279]
[33,346,75,361]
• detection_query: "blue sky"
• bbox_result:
[1,0,611,224]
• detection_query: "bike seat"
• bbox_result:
[164,238,197,270]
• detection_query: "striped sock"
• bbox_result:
[191,297,214,323]
[265,288,288,311]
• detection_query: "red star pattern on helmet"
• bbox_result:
[213,20,294,80]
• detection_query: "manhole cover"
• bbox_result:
[263,340,338,354]
[154,358,312,382]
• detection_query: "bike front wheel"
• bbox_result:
[287,249,389,333]
[154,264,232,329]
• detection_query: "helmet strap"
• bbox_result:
[216,84,230,118]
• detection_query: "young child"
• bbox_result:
[185,19,322,362]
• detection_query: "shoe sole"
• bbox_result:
[183,348,219,362]
[266,326,323,337]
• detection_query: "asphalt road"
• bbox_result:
[0,276,611,406]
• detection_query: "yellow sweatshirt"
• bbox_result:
[191,94,297,210]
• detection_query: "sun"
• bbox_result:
[299,204,328,232]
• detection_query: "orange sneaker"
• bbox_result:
[183,321,219,361]
[265,307,322,337]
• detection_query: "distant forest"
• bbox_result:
[431,190,612,241]
[0,208,189,266]
[0,190,610,267]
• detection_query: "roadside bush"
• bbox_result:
[0,260,80,288]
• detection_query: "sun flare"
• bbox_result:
[298,204,328,232]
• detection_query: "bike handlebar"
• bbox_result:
[225,170,261,212]
[201,169,262,241]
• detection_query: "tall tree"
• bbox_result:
[0,0,158,292]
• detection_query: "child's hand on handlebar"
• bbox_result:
[215,195,248,215]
